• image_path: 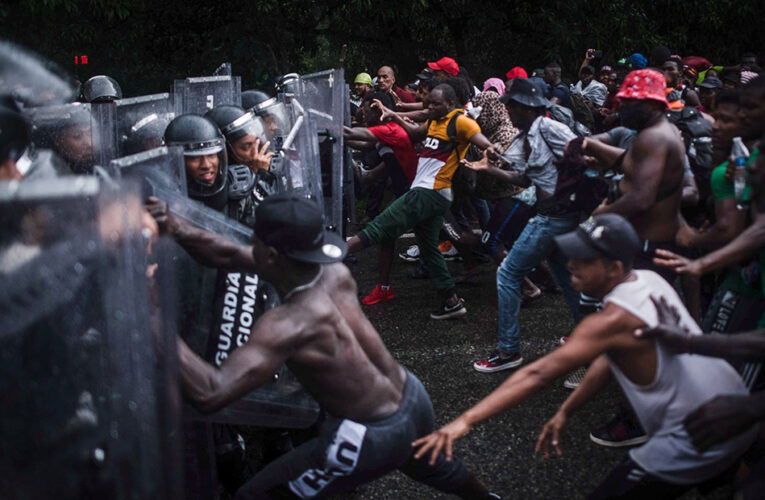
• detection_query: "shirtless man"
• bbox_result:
[413,214,756,498]
[582,69,687,281]
[169,193,495,499]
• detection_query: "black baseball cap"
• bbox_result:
[699,76,723,89]
[254,193,347,264]
[554,214,640,267]
[416,68,434,80]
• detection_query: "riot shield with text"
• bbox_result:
[173,75,242,116]
[300,69,346,232]
[154,188,320,428]
[115,93,176,156]
[0,178,182,499]
[110,146,187,198]
[24,101,117,175]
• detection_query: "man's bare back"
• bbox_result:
[276,263,406,420]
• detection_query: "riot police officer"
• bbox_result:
[161,113,284,496]
[203,105,274,173]
[241,89,272,112]
[164,113,276,229]
[80,75,123,103]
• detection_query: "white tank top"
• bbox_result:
[604,270,757,484]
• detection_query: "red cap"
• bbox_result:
[505,66,528,81]
[682,56,712,73]
[615,69,668,107]
[427,57,459,76]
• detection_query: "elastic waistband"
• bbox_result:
[435,187,453,201]
[354,369,420,426]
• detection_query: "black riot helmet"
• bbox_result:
[275,73,300,97]
[204,105,268,164]
[121,113,172,156]
[163,114,228,206]
[241,89,274,111]
[204,105,266,144]
[25,102,96,174]
[250,98,290,148]
[80,75,123,103]
[0,105,31,163]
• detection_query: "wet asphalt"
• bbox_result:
[334,234,718,500]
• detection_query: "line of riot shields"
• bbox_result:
[2,43,351,499]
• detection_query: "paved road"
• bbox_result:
[334,235,717,500]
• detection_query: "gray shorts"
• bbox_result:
[234,370,468,499]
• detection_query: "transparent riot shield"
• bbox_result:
[115,93,176,156]
[0,40,77,106]
[343,82,357,228]
[91,101,117,168]
[0,178,182,500]
[23,101,117,175]
[173,75,242,116]
[152,187,320,428]
[110,146,187,198]
[270,91,324,216]
[300,69,346,232]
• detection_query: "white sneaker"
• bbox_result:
[398,244,420,262]
[441,243,460,262]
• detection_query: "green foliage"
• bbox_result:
[2,0,763,96]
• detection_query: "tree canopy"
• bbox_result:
[2,0,763,96]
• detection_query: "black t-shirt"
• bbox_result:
[546,82,571,108]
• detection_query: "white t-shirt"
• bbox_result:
[604,270,757,484]
[572,79,608,107]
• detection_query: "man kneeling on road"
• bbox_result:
[414,214,756,499]
[171,193,496,499]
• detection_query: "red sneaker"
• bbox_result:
[473,351,523,373]
[361,285,395,305]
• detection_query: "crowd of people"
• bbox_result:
[1,40,764,499]
[343,49,765,498]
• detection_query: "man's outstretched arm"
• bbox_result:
[461,151,531,188]
[343,125,377,143]
[146,197,255,270]
[653,207,765,276]
[536,355,612,457]
[637,322,765,360]
[177,309,293,413]
[412,311,626,464]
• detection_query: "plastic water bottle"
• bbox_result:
[731,137,750,210]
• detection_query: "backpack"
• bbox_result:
[666,107,713,199]
[569,92,596,132]
[535,134,608,217]
[547,103,591,137]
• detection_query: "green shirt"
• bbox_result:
[710,149,758,203]
[711,150,762,300]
